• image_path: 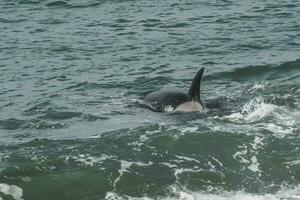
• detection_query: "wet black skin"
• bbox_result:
[144,67,205,112]
[144,90,192,111]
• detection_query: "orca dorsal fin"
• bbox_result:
[188,67,205,103]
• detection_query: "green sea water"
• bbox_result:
[0,0,300,199]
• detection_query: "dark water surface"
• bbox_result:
[1,0,300,199]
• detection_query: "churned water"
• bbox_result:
[1,0,300,199]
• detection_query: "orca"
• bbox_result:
[144,67,206,112]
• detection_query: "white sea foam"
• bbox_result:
[211,156,223,167]
[284,160,300,166]
[232,136,264,175]
[175,155,201,164]
[167,125,199,140]
[128,124,165,151]
[250,136,264,150]
[248,82,266,93]
[129,134,150,150]
[105,192,120,200]
[113,160,153,188]
[265,123,294,138]
[174,168,205,178]
[247,155,260,174]
[65,154,114,166]
[160,162,178,168]
[276,186,300,200]
[233,145,250,164]
[167,190,278,200]
[180,126,199,133]
[86,133,102,139]
[0,183,23,200]
[104,185,300,200]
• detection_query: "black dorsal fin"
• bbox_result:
[188,67,205,103]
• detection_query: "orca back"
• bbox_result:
[144,90,191,111]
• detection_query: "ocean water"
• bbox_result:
[1,0,300,199]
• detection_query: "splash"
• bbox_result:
[224,97,277,122]
[222,96,298,138]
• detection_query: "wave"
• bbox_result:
[206,59,300,82]
[64,81,130,91]
[0,113,108,131]
[0,118,25,130]
[0,18,26,23]
[46,0,68,7]
[44,0,103,9]
[39,110,82,120]
[0,118,67,130]
[17,0,41,4]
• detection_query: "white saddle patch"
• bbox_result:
[175,101,204,112]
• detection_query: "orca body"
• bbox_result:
[144,67,206,112]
